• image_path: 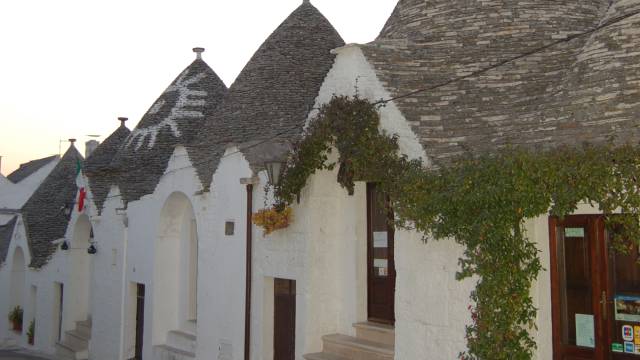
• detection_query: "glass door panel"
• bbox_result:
[551,216,605,359]
[608,236,640,359]
[558,224,594,347]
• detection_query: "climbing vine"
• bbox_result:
[263,95,640,359]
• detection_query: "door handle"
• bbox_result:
[601,291,607,321]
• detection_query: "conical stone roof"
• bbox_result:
[113,58,227,202]
[22,144,83,268]
[85,121,131,212]
[189,1,344,190]
[361,0,640,164]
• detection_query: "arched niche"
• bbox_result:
[9,247,26,314]
[152,192,198,344]
[67,214,93,326]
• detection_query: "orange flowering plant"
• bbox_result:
[252,205,293,235]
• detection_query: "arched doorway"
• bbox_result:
[9,247,26,330]
[69,215,93,325]
[153,192,198,345]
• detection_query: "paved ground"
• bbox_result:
[0,348,53,360]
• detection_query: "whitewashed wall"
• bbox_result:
[247,147,367,360]
[196,147,252,360]
[87,184,128,360]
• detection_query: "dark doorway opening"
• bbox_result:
[56,283,64,342]
[134,283,145,360]
[274,278,296,360]
[367,183,396,325]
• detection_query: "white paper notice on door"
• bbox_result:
[575,314,595,348]
[374,259,388,269]
[565,227,585,238]
[373,231,388,248]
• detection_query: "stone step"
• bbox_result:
[0,338,17,347]
[184,319,197,334]
[167,329,197,354]
[353,322,395,346]
[304,352,350,360]
[56,341,88,360]
[55,343,75,360]
[322,334,394,360]
[75,320,91,338]
[153,344,195,360]
[63,330,89,350]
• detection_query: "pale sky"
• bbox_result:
[0,0,397,175]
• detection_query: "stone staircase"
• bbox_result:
[153,329,197,360]
[55,319,91,360]
[304,322,395,360]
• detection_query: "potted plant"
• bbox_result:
[27,319,35,345]
[253,204,293,235]
[8,306,23,332]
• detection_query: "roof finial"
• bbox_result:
[118,117,128,127]
[303,0,310,3]
[68,138,76,145]
[193,47,205,60]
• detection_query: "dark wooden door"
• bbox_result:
[550,215,606,359]
[134,284,145,360]
[605,226,640,359]
[274,278,295,360]
[367,183,396,324]
[57,283,64,342]
[549,215,640,360]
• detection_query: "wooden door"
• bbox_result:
[550,215,606,359]
[274,278,295,360]
[605,226,640,359]
[550,215,640,359]
[134,284,145,360]
[367,183,396,324]
[57,283,64,342]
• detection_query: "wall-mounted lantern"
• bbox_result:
[61,203,73,220]
[87,244,97,255]
[265,161,284,186]
[60,241,69,251]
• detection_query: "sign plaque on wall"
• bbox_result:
[625,342,635,353]
[565,227,585,237]
[616,296,640,323]
[623,325,634,342]
[612,343,624,352]
[373,231,388,248]
[576,314,595,348]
